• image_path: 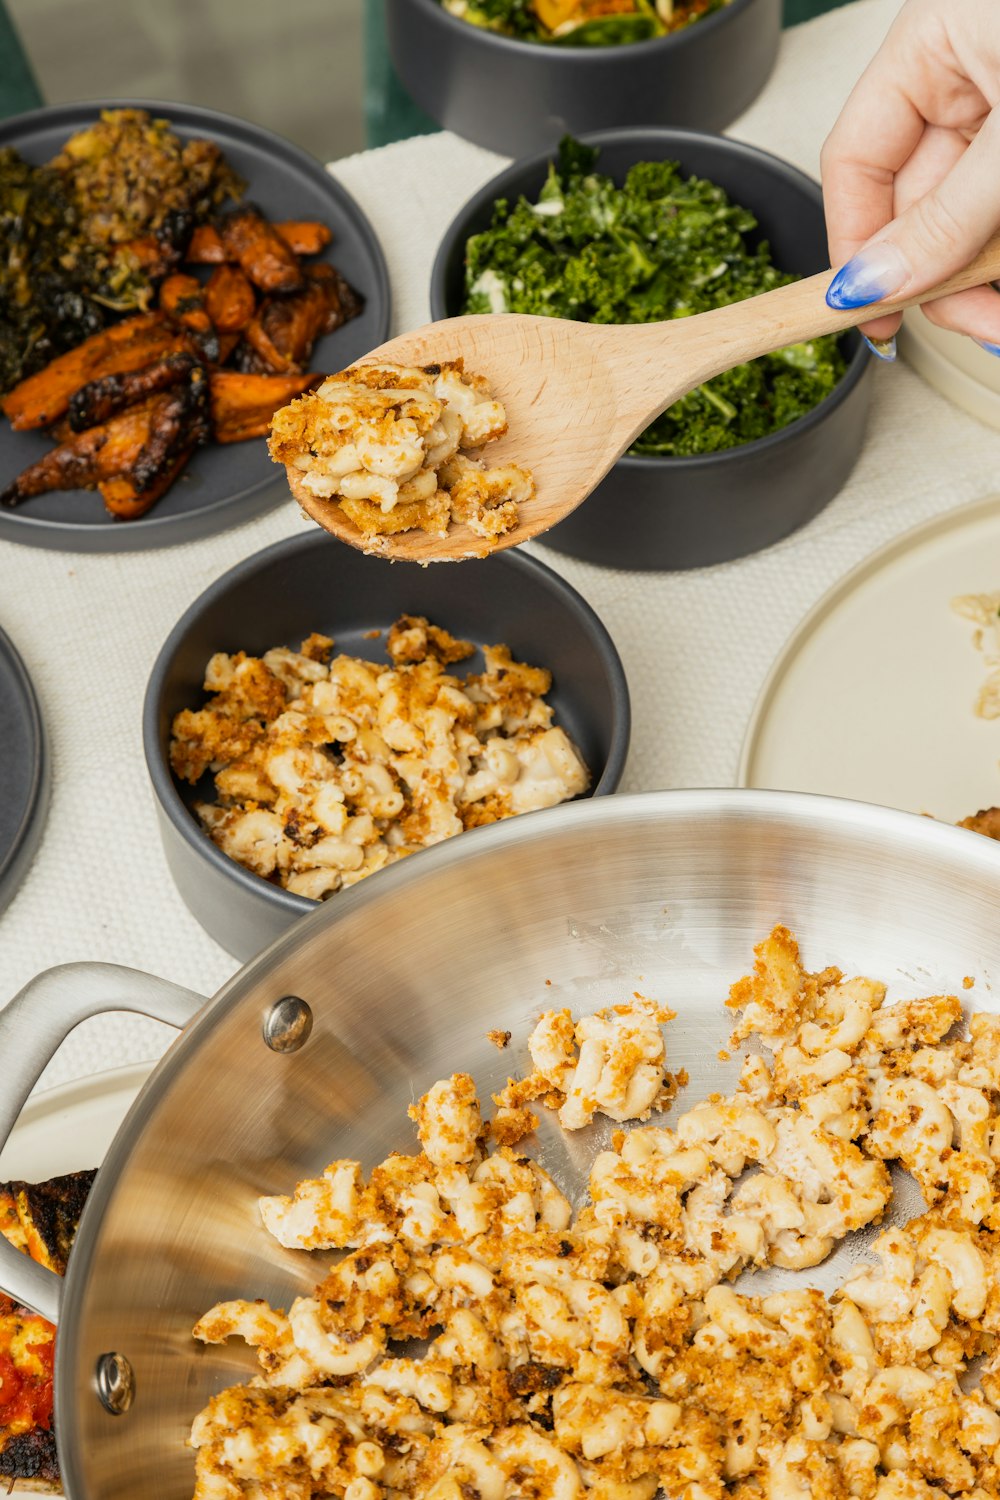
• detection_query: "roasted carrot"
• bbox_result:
[99,446,195,520]
[274,220,332,256]
[186,219,331,264]
[118,235,181,279]
[220,207,303,294]
[160,275,213,336]
[67,353,197,431]
[242,264,360,374]
[204,265,256,334]
[1,314,189,431]
[209,370,319,443]
[185,224,226,264]
[1,400,164,506]
[2,371,209,514]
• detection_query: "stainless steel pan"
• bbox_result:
[3,789,1000,1500]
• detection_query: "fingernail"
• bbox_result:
[974,338,1000,357]
[862,335,896,362]
[827,242,910,310]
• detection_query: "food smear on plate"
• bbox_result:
[462,136,846,455]
[0,108,363,520]
[442,0,731,45]
[189,923,1000,1500]
[952,589,1000,719]
[269,358,534,547]
[0,1169,96,1492]
[169,614,587,901]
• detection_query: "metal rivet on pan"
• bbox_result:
[95,1352,135,1414]
[263,995,313,1052]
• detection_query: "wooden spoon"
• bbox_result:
[286,239,1000,562]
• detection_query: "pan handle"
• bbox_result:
[0,963,206,1321]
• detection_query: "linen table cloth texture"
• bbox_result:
[2,0,993,1096]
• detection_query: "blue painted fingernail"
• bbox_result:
[974,338,1000,357]
[862,335,896,362]
[826,242,910,310]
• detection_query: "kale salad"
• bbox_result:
[441,0,730,47]
[462,139,847,457]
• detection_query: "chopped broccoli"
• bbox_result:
[461,139,847,456]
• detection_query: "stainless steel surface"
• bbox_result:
[262,996,314,1053]
[0,964,206,1318]
[95,1352,135,1416]
[5,789,1000,1499]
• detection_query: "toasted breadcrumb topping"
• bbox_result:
[169,615,589,902]
[269,359,534,548]
[190,927,1000,1500]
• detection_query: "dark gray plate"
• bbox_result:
[0,100,391,552]
[0,624,48,916]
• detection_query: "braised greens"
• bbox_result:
[462,139,847,456]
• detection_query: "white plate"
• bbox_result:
[0,1064,153,1182]
[739,495,1000,821]
[0,1063,154,1495]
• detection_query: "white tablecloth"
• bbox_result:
[4,0,997,1094]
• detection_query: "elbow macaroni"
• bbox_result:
[170,616,589,902]
[190,928,1000,1500]
[269,360,534,548]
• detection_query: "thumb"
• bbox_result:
[826,108,1000,314]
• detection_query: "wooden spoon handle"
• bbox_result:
[621,230,1000,413]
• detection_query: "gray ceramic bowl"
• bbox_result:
[143,532,630,959]
[386,0,781,156]
[431,128,874,571]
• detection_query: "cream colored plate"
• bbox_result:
[901,312,1000,431]
[0,1064,153,1182]
[739,495,1000,822]
[0,1063,154,1497]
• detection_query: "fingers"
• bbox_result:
[856,285,1000,356]
[827,124,967,342]
[820,5,935,271]
[919,284,1000,344]
[820,0,1000,343]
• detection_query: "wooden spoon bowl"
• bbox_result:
[284,237,1000,563]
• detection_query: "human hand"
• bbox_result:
[821,0,1000,357]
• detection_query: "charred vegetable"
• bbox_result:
[51,109,242,252]
[1,149,112,393]
[0,110,242,396]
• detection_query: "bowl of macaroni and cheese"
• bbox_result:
[143,530,629,958]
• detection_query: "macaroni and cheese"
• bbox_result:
[169,615,590,901]
[189,927,1000,1500]
[269,360,534,547]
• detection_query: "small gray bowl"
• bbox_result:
[143,532,630,960]
[386,0,781,156]
[430,128,874,571]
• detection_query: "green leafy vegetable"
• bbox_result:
[461,139,847,456]
[441,0,730,45]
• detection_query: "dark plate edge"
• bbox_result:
[0,625,50,917]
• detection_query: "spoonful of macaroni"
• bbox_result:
[270,240,1000,562]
